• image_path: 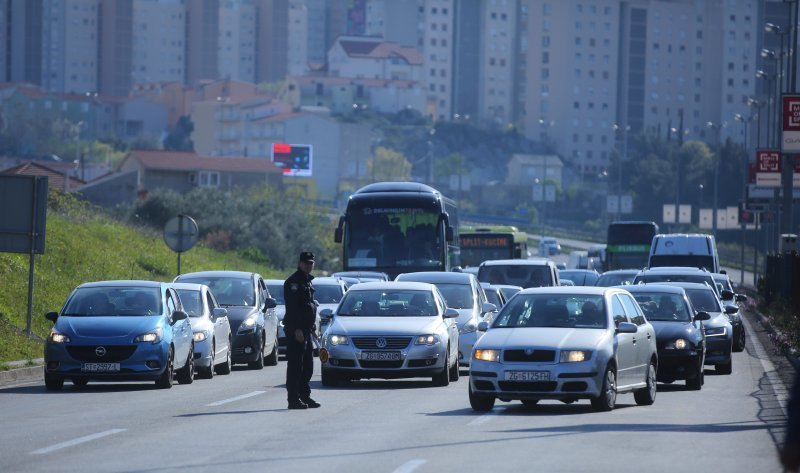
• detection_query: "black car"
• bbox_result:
[595,269,639,287]
[175,271,279,369]
[624,284,709,390]
[559,269,600,286]
[713,273,747,352]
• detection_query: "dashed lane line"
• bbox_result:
[391,459,428,473]
[30,429,127,455]
[206,390,266,407]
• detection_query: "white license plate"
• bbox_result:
[81,363,120,372]
[505,370,549,381]
[361,351,401,361]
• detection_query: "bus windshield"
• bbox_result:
[346,207,443,270]
[459,233,514,267]
[605,221,658,271]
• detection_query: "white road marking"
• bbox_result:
[391,459,428,473]
[467,409,499,426]
[30,429,127,455]
[742,315,789,416]
[206,390,265,407]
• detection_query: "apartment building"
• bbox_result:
[478,0,518,130]
[422,0,454,121]
[0,0,8,82]
[41,0,100,94]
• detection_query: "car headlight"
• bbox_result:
[415,334,440,346]
[328,334,349,346]
[665,338,689,350]
[559,350,592,363]
[459,321,477,334]
[48,330,70,344]
[473,349,500,362]
[705,326,727,337]
[134,327,163,344]
[193,331,208,342]
[238,315,257,333]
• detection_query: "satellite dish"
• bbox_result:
[163,215,199,253]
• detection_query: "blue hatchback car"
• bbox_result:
[44,281,195,390]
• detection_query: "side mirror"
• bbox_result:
[264,297,278,310]
[735,294,748,303]
[212,307,227,319]
[445,225,454,242]
[334,227,343,243]
[724,305,739,315]
[694,311,711,321]
[720,289,734,300]
[481,302,497,314]
[45,311,59,323]
[477,321,489,332]
[444,308,460,319]
[319,308,334,320]
[172,310,188,322]
[615,322,638,334]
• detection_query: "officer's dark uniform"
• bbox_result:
[283,252,318,409]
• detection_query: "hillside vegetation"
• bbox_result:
[0,193,281,366]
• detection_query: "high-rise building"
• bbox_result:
[452,0,480,120]
[422,0,454,121]
[478,0,517,129]
[365,0,422,48]
[8,0,44,85]
[186,0,219,86]
[255,0,288,83]
[41,0,100,94]
[0,0,9,82]
[218,0,257,82]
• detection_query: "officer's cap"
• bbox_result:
[299,251,315,263]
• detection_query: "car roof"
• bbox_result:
[479,258,553,266]
[346,281,435,291]
[638,267,711,275]
[176,270,256,280]
[396,271,475,283]
[492,284,523,290]
[622,284,687,295]
[517,286,618,296]
[312,277,346,286]
[560,269,599,274]
[264,279,284,285]
[170,282,207,291]
[78,280,165,288]
[601,269,640,275]
[654,281,715,290]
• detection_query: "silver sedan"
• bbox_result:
[172,283,232,378]
[469,287,658,412]
[319,282,460,386]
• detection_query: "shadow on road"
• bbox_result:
[494,419,768,435]
[313,379,440,391]
[175,409,286,418]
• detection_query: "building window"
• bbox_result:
[542,52,549,64]
[199,171,220,187]
[543,36,550,47]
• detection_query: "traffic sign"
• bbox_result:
[782,94,800,153]
[164,215,199,253]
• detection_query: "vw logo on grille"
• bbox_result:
[95,346,107,357]
[375,338,387,348]
[525,349,534,356]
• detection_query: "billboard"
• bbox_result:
[271,143,312,177]
[783,94,800,153]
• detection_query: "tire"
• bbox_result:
[469,383,495,412]
[264,332,278,366]
[521,399,539,406]
[448,348,460,382]
[155,347,174,389]
[71,378,89,387]
[433,352,450,387]
[634,361,657,406]
[733,327,746,352]
[591,365,617,412]
[716,360,732,375]
[176,344,195,385]
[248,335,265,370]
[321,369,339,387]
[686,359,703,390]
[44,370,64,391]
[215,340,232,375]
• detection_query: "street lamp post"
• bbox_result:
[707,121,725,239]
[613,123,630,221]
[735,113,754,285]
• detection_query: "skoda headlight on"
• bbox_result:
[473,349,500,362]
[666,338,688,350]
[460,321,477,334]
[48,330,70,344]
[193,331,208,342]
[415,334,440,346]
[705,326,727,337]
[329,334,349,346]
[559,350,592,363]
[134,327,163,344]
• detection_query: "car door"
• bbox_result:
[206,289,229,360]
[258,277,277,348]
[167,289,191,366]
[437,291,458,361]
[610,294,636,388]
[620,293,653,384]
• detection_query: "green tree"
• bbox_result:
[163,115,195,152]
[368,146,412,181]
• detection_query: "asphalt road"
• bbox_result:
[0,312,789,473]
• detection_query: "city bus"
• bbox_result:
[459,225,528,267]
[334,182,459,279]
[605,221,659,271]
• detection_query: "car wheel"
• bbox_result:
[591,365,616,412]
[733,327,746,352]
[321,368,339,387]
[71,378,89,387]
[248,335,265,370]
[469,383,495,412]
[521,399,539,406]
[433,352,450,387]
[634,361,657,406]
[215,341,232,375]
[44,370,64,391]
[176,344,195,385]
[716,360,732,375]
[448,348,460,382]
[155,347,174,389]
[264,331,279,366]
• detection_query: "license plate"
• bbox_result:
[81,363,120,372]
[361,351,401,361]
[505,370,549,381]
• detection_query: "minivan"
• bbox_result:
[477,258,560,288]
[648,234,719,273]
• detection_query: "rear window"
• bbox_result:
[649,255,715,271]
[478,265,554,288]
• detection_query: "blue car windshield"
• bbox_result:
[492,294,607,329]
[62,287,162,316]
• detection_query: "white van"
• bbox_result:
[648,234,719,273]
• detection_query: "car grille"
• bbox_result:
[66,345,137,362]
[503,349,556,362]
[359,360,404,369]
[352,337,412,349]
[498,381,557,392]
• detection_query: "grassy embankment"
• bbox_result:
[0,201,283,367]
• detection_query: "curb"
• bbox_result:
[751,308,800,371]
[0,365,43,384]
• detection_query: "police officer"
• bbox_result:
[283,251,320,409]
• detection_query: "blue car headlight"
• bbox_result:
[134,327,163,344]
[48,330,70,344]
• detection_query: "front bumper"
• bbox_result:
[44,341,170,381]
[193,338,213,368]
[704,336,732,364]
[322,342,446,379]
[656,349,703,381]
[469,358,603,401]
[458,331,478,367]
[231,330,263,363]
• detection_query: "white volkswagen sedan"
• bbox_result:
[469,287,658,412]
[319,282,460,387]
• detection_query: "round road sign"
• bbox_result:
[163,215,199,253]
